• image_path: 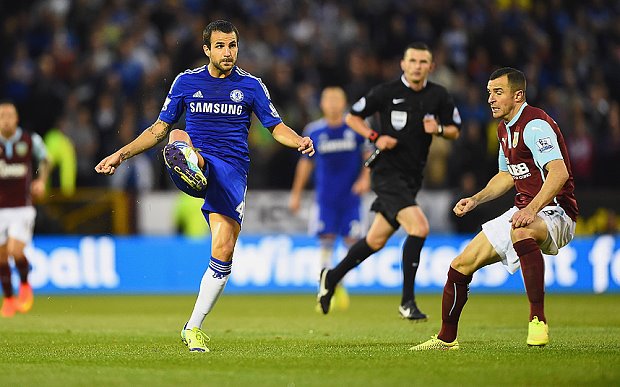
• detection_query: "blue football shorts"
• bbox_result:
[315,196,362,238]
[201,153,247,225]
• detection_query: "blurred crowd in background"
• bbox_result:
[2,0,620,197]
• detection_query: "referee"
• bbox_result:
[317,42,461,320]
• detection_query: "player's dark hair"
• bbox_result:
[490,67,526,94]
[203,20,239,48]
[403,42,432,59]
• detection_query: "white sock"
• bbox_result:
[186,257,231,329]
[173,141,199,167]
[319,239,335,269]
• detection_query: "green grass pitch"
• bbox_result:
[1,293,619,386]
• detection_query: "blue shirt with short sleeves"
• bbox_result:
[159,65,282,174]
[304,118,366,205]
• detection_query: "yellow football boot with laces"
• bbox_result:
[181,326,211,352]
[409,335,459,351]
[527,316,549,346]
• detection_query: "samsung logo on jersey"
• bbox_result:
[189,102,243,115]
[317,137,357,154]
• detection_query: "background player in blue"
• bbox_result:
[289,86,370,312]
[95,20,314,352]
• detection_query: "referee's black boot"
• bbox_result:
[399,300,428,322]
[317,269,335,314]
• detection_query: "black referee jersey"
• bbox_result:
[350,75,461,175]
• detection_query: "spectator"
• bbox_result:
[63,105,98,186]
[44,121,77,196]
[0,0,619,190]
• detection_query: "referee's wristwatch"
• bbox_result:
[436,124,444,137]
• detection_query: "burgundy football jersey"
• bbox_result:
[0,129,38,207]
[497,104,578,221]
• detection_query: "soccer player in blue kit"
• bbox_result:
[95,20,314,352]
[289,86,370,311]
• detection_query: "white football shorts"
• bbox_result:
[482,205,575,274]
[0,206,37,245]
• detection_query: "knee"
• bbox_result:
[320,234,337,245]
[365,235,387,251]
[510,227,536,243]
[342,237,356,248]
[212,239,236,261]
[6,246,23,259]
[416,224,430,238]
[214,245,235,261]
[168,129,190,144]
[450,254,475,276]
[401,222,429,238]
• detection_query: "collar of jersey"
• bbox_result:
[506,102,528,128]
[401,74,427,90]
[0,127,22,144]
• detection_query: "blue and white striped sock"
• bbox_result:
[208,257,232,279]
[186,257,232,329]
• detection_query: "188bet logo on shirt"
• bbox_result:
[507,161,531,179]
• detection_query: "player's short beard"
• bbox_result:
[213,58,235,73]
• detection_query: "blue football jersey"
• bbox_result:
[304,118,366,204]
[159,65,282,173]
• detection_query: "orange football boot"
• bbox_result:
[16,283,34,313]
[1,296,17,318]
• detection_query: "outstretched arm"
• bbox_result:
[95,119,171,175]
[270,122,315,156]
[453,171,514,217]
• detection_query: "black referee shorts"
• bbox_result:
[370,168,422,229]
